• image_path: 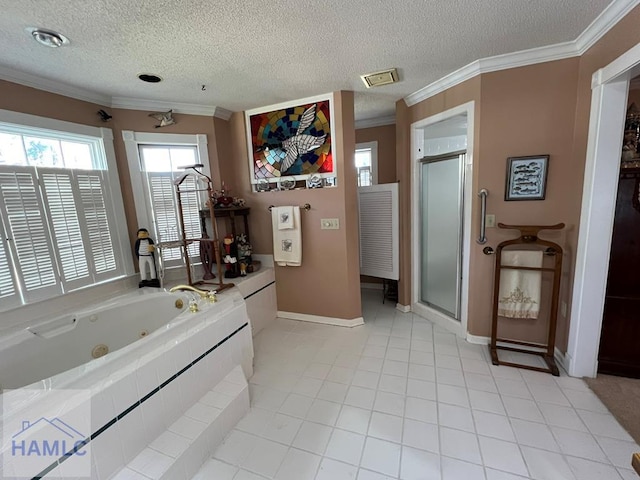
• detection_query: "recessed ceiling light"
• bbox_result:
[28,28,69,48]
[138,74,163,83]
[360,68,399,88]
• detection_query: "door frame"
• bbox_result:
[410,101,475,337]
[567,42,640,378]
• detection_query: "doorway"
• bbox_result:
[597,79,640,378]
[411,102,474,336]
[568,44,640,378]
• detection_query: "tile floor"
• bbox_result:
[198,289,640,480]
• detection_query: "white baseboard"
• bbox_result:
[361,282,384,290]
[554,347,571,375]
[277,311,365,328]
[396,303,411,313]
[466,333,490,345]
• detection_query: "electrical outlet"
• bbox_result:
[321,218,339,230]
[486,214,496,228]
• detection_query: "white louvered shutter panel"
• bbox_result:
[0,220,20,309]
[177,175,201,260]
[358,183,399,280]
[147,172,182,264]
[77,171,117,277]
[0,166,61,301]
[39,168,90,289]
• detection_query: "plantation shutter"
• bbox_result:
[147,172,182,264]
[146,172,201,266]
[39,168,90,289]
[77,171,117,278]
[0,219,20,309]
[358,182,399,280]
[0,167,61,302]
[178,175,201,259]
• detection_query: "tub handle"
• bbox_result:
[28,316,78,339]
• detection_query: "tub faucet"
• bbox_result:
[169,284,217,303]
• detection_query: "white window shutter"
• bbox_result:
[146,172,201,266]
[0,220,20,309]
[358,183,399,280]
[39,168,90,289]
[77,171,117,277]
[147,172,182,264]
[178,175,202,259]
[0,167,61,302]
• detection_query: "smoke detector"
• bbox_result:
[360,68,399,88]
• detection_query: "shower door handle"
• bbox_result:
[477,189,488,244]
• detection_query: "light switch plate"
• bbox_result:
[485,214,496,228]
[321,218,339,230]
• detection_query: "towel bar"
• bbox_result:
[268,203,311,212]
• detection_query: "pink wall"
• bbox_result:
[397,4,640,352]
[224,92,362,320]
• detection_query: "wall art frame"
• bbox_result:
[504,154,549,201]
[245,93,337,189]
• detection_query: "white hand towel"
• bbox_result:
[497,250,543,319]
[277,205,294,230]
[272,206,302,266]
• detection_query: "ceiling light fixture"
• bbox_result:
[138,74,163,83]
[360,68,399,88]
[28,28,69,48]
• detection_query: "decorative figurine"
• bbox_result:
[222,233,239,278]
[134,228,160,288]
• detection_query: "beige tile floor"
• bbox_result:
[195,288,640,480]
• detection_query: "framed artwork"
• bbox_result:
[245,93,335,187]
[505,155,549,201]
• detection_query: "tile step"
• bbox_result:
[110,365,250,480]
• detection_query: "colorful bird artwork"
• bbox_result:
[256,103,327,174]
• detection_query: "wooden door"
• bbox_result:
[598,167,640,378]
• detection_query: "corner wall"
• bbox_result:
[224,91,362,321]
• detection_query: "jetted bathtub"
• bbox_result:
[0,287,254,479]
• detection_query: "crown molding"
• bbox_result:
[405,0,639,107]
[0,65,111,106]
[355,114,396,129]
[110,96,219,116]
[405,41,577,107]
[575,0,640,55]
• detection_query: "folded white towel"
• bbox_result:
[498,250,543,319]
[277,205,294,230]
[272,206,302,266]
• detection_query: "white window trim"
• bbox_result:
[0,109,133,285]
[122,130,210,240]
[356,141,378,185]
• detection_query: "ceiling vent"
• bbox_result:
[360,68,399,88]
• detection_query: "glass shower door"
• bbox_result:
[420,154,464,319]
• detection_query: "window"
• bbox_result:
[0,110,129,311]
[356,141,378,187]
[123,132,211,269]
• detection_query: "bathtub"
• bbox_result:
[0,287,254,479]
[0,289,195,390]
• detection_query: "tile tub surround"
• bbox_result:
[1,290,253,480]
[201,288,640,480]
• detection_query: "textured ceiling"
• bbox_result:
[0,0,618,122]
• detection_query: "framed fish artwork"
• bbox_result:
[504,155,549,201]
[245,93,336,188]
